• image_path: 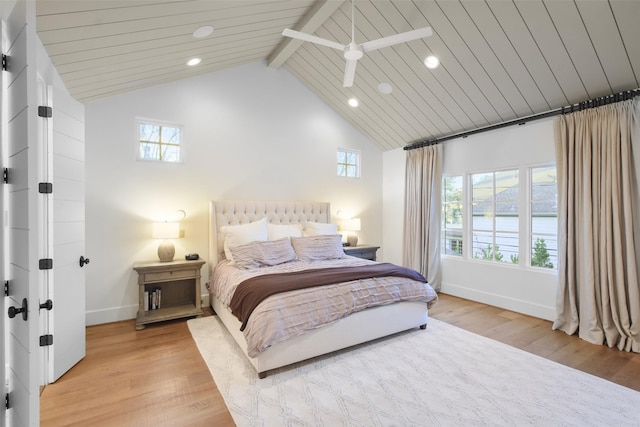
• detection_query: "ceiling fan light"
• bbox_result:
[424,55,439,69]
[187,57,202,66]
[348,98,359,107]
[344,43,363,61]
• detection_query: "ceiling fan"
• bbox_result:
[282,0,432,88]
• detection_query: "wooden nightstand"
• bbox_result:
[134,259,205,330]
[344,245,380,261]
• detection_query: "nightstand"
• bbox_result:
[133,259,205,330]
[344,245,380,261]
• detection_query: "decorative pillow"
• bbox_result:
[220,217,268,261]
[267,223,303,240]
[303,221,338,236]
[291,234,346,261]
[230,238,297,269]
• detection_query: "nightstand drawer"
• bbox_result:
[143,269,195,283]
[344,245,380,261]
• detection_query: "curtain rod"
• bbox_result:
[403,88,640,151]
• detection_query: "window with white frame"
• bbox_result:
[137,119,183,163]
[337,149,360,178]
[442,176,463,256]
[471,169,519,264]
[530,165,558,269]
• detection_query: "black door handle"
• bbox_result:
[40,299,53,311]
[8,298,28,321]
[79,256,90,267]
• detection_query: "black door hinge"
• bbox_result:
[39,259,53,270]
[3,168,8,184]
[38,106,52,118]
[2,54,6,71]
[39,335,53,347]
[4,280,8,296]
[5,392,9,410]
[39,182,53,194]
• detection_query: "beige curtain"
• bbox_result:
[403,144,442,290]
[553,99,640,352]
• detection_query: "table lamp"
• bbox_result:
[343,218,361,247]
[152,222,180,262]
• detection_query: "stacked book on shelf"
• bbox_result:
[143,288,162,311]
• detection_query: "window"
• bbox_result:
[472,170,519,263]
[530,165,557,269]
[442,176,463,256]
[337,149,360,178]
[137,119,182,162]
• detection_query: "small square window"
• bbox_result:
[337,149,360,178]
[137,119,183,163]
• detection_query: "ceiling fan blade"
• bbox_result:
[343,59,357,88]
[361,27,432,53]
[282,29,345,51]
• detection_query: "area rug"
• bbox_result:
[188,316,640,426]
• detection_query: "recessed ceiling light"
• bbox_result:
[193,25,214,38]
[424,55,439,69]
[378,82,392,94]
[187,57,202,66]
[348,98,359,107]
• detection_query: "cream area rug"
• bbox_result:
[188,316,640,426]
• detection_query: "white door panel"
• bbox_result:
[51,132,83,161]
[4,0,43,424]
[49,85,86,383]
[53,156,84,183]
[7,108,28,155]
[52,223,84,246]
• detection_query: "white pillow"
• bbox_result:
[303,221,338,236]
[220,217,268,261]
[230,238,297,269]
[291,234,346,261]
[267,223,303,240]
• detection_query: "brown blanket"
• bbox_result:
[230,263,427,331]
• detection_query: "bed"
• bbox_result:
[208,200,438,378]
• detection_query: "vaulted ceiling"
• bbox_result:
[36,0,640,151]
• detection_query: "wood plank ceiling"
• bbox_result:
[36,0,640,151]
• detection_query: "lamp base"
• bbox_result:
[158,240,175,262]
[347,233,358,247]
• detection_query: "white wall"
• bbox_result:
[84,62,383,325]
[383,118,558,320]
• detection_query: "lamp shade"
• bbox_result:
[342,218,361,232]
[152,222,180,239]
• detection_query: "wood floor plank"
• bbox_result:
[40,293,640,426]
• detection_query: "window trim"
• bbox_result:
[442,164,557,274]
[470,168,520,264]
[528,162,558,270]
[442,175,464,257]
[336,148,361,178]
[136,117,184,163]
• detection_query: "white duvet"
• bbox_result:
[210,256,438,357]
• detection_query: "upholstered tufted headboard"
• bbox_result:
[208,200,331,271]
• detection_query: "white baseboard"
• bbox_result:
[85,304,138,326]
[85,293,212,326]
[440,281,556,321]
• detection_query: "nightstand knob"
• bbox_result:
[79,256,90,267]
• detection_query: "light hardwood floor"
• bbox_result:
[40,293,640,426]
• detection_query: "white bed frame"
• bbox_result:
[208,200,428,378]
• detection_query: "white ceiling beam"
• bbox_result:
[267,0,345,69]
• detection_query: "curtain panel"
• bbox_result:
[403,144,442,291]
[553,99,640,353]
